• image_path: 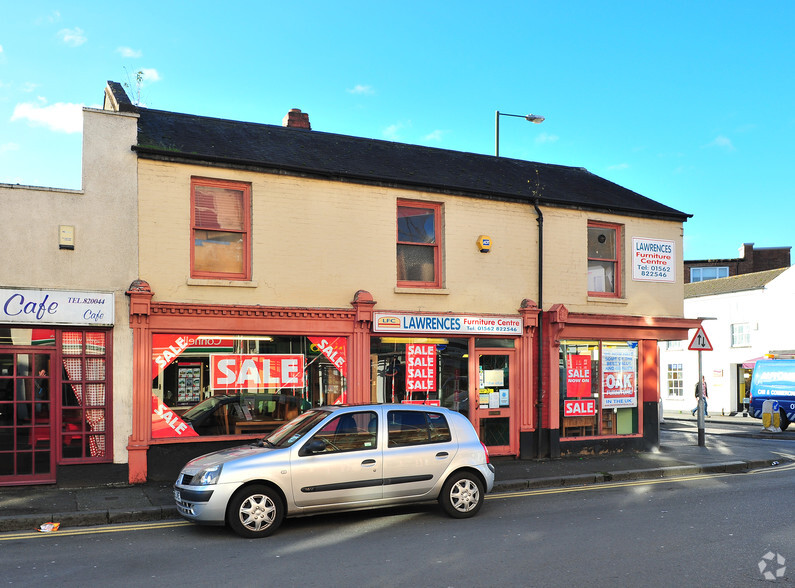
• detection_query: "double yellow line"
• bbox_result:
[0,519,192,542]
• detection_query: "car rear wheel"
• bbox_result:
[439,471,484,518]
[227,485,284,538]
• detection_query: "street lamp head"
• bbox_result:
[525,114,545,124]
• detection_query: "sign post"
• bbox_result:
[688,326,713,446]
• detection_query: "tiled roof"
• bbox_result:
[116,83,688,221]
[685,267,789,298]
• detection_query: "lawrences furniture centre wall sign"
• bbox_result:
[373,312,522,335]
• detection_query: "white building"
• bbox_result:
[659,266,794,415]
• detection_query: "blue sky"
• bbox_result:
[1,1,793,260]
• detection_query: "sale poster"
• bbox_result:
[406,343,436,392]
[566,354,591,398]
[602,348,637,408]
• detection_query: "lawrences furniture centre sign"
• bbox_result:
[0,288,115,326]
[632,238,675,283]
[373,312,522,335]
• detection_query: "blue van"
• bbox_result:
[748,359,795,430]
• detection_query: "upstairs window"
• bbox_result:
[588,222,621,296]
[191,178,251,280]
[397,200,442,288]
[731,323,750,347]
[690,266,729,282]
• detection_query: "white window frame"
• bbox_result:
[690,266,729,282]
[731,323,750,347]
[666,363,684,397]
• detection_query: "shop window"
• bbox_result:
[587,222,622,296]
[60,330,111,461]
[370,337,468,415]
[151,335,347,440]
[190,177,251,280]
[559,340,638,438]
[387,410,451,447]
[731,323,750,347]
[397,200,442,288]
[667,363,684,397]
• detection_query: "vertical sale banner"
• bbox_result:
[602,348,637,408]
[566,354,591,398]
[406,344,436,392]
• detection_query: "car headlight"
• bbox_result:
[191,464,223,486]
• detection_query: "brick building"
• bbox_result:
[684,242,791,283]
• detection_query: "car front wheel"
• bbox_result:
[439,472,485,518]
[227,484,284,538]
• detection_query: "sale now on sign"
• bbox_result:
[210,354,305,390]
[566,354,591,398]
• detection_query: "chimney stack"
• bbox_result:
[283,108,311,129]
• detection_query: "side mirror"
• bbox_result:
[300,438,326,456]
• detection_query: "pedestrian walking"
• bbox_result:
[691,376,708,417]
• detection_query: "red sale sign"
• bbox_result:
[151,395,199,438]
[564,398,596,417]
[406,344,436,392]
[210,354,305,390]
[566,354,591,398]
[308,337,347,377]
[151,334,233,378]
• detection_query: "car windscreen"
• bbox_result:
[180,396,225,422]
[265,409,331,448]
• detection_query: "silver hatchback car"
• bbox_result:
[174,404,495,538]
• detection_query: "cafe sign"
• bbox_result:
[0,287,114,326]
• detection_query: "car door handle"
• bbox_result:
[361,459,377,466]
[435,452,449,458]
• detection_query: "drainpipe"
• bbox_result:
[533,199,545,457]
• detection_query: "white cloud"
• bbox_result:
[58,27,87,47]
[0,44,4,53]
[535,132,559,144]
[0,142,19,154]
[705,135,735,151]
[117,46,142,58]
[21,82,38,93]
[608,163,629,171]
[424,130,445,142]
[140,68,161,83]
[347,84,374,95]
[11,99,83,133]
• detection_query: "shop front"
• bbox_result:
[127,284,377,482]
[544,305,698,456]
[0,288,115,486]
[128,283,541,481]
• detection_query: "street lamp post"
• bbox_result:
[495,111,545,157]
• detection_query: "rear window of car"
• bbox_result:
[387,410,451,447]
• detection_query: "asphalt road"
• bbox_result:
[2,449,793,587]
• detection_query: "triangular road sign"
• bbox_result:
[688,326,713,351]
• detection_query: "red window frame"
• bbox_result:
[59,329,113,464]
[190,177,252,280]
[587,221,622,298]
[396,200,442,289]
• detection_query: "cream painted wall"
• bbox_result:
[138,159,685,319]
[0,107,139,464]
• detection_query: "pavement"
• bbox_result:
[1,411,792,533]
